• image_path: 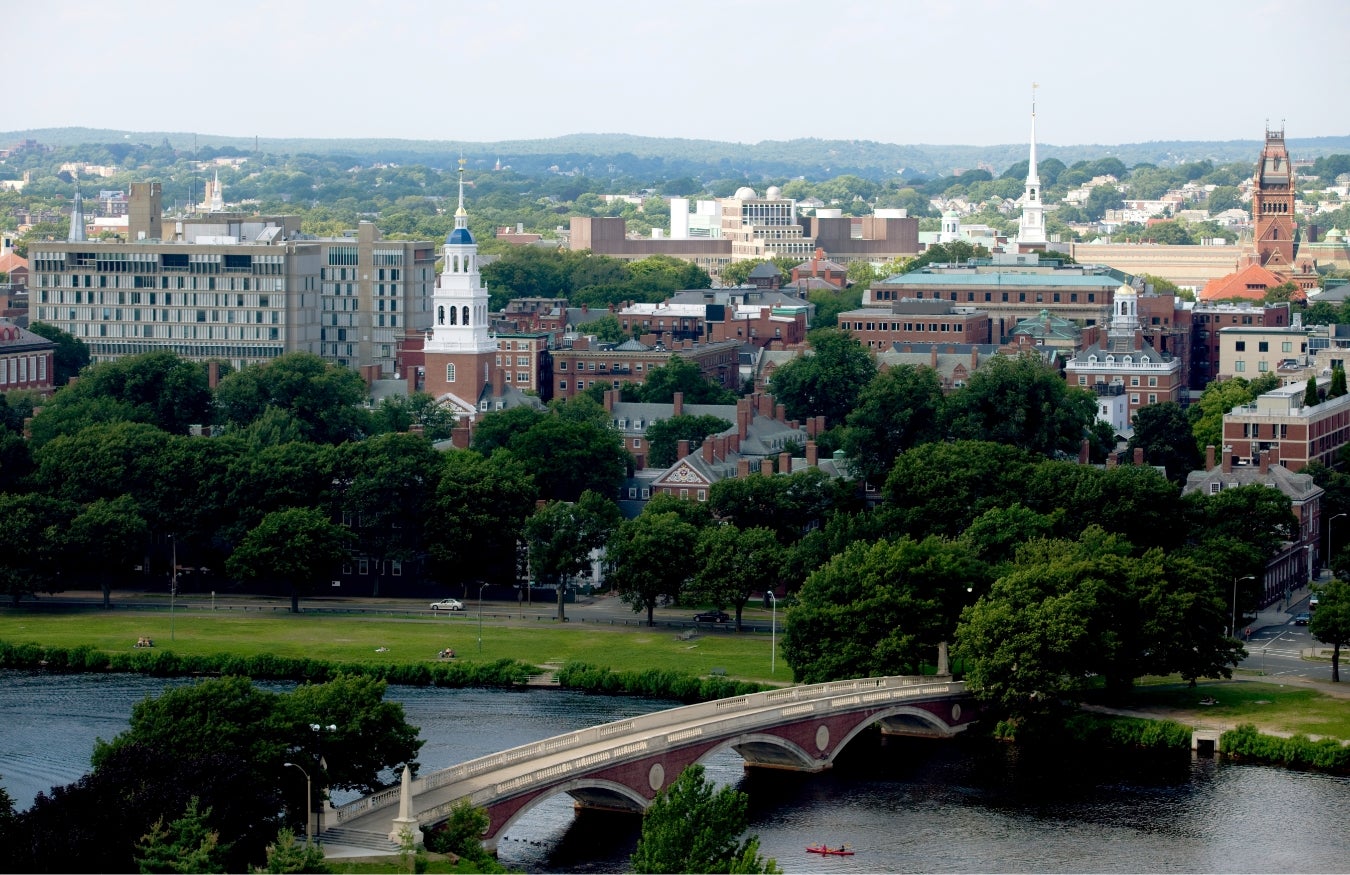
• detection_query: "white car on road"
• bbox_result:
[430,598,464,611]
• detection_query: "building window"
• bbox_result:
[1282,341,1293,353]
[697,490,707,502]
[1130,377,1140,386]
[1258,341,1269,352]
[1258,360,1269,372]
[1234,360,1246,372]
[358,559,369,576]
[1235,341,1246,351]
[632,438,641,448]
[1148,377,1157,387]
[446,363,456,382]
[1148,394,1157,404]
[1130,394,1140,404]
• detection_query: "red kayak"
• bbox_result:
[806,845,854,856]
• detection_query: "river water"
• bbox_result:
[1,671,1346,873]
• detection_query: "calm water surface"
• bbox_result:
[1,671,1346,873]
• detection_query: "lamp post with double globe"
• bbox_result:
[283,762,312,845]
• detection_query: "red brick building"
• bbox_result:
[0,321,56,393]
[552,337,741,400]
[837,299,990,348]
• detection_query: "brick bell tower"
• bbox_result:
[421,158,499,418]
[1253,126,1296,272]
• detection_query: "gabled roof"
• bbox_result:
[748,262,782,278]
[1182,463,1322,504]
[1199,263,1291,303]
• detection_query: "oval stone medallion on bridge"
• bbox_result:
[648,762,665,791]
[815,725,829,752]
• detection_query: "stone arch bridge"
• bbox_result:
[328,675,977,853]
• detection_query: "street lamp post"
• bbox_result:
[478,583,488,654]
[283,762,312,845]
[1327,513,1347,574]
[1233,575,1256,638]
[169,534,177,641]
[309,723,336,838]
[767,590,777,675]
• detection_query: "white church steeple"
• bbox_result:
[1018,83,1047,249]
[426,158,494,355]
[68,181,87,242]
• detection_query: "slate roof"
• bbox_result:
[1182,463,1323,505]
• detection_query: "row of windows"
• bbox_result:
[1077,375,1162,388]
[41,317,282,342]
[844,320,973,333]
[1239,423,1292,439]
[0,355,45,385]
[88,342,285,361]
[40,289,282,306]
[1233,340,1298,353]
[557,360,645,372]
[38,274,286,292]
[1231,360,1271,373]
[908,289,1100,304]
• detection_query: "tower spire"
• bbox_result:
[67,179,87,242]
[455,156,468,227]
[1017,82,1047,249]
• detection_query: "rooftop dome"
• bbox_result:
[765,185,781,199]
[734,186,757,200]
[447,227,474,245]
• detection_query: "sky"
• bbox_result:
[17,0,1350,148]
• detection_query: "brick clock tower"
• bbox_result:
[421,159,499,418]
[1253,127,1296,271]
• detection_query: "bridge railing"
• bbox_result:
[333,674,958,825]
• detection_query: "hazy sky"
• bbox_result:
[19,0,1349,147]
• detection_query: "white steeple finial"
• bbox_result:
[1026,83,1040,188]
[210,168,224,212]
[455,156,467,223]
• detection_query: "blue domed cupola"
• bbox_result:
[426,157,494,355]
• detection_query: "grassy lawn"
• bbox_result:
[0,607,783,683]
[1106,679,1350,740]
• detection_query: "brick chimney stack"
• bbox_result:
[1259,450,1270,474]
[1079,438,1090,465]
[1133,447,1144,466]
[1221,446,1233,474]
[737,458,750,478]
[1206,445,1215,470]
[760,458,773,476]
[677,439,691,460]
[806,440,818,466]
[673,391,683,417]
[778,451,791,473]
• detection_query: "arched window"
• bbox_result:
[462,306,470,325]
[1122,356,1132,366]
[446,363,456,382]
[449,306,457,325]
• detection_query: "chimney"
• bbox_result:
[971,347,980,370]
[603,389,614,412]
[1259,450,1270,475]
[729,433,740,453]
[816,415,827,434]
[1133,447,1144,466]
[760,458,774,476]
[1221,445,1233,474]
[778,451,791,473]
[775,403,786,422]
[703,439,717,463]
[678,439,691,460]
[1206,445,1215,470]
[673,391,683,417]
[931,346,939,367]
[1106,452,1118,469]
[493,364,505,397]
[737,458,751,478]
[806,440,818,466]
[806,416,817,438]
[715,435,727,460]
[737,399,750,439]
[1078,438,1090,465]
[1269,444,1281,465]
[208,361,220,389]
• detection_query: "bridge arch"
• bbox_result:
[486,777,648,841]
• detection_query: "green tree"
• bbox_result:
[470,405,546,456]
[637,356,737,405]
[768,328,877,426]
[28,351,213,440]
[884,441,1039,540]
[506,414,631,502]
[1309,579,1350,682]
[942,354,1096,457]
[782,536,986,682]
[258,827,331,874]
[27,321,90,386]
[1331,367,1348,399]
[226,508,352,613]
[842,364,944,484]
[0,493,75,606]
[1305,375,1320,407]
[371,392,457,441]
[215,352,371,444]
[644,414,732,468]
[708,467,845,545]
[524,491,621,620]
[630,764,778,875]
[1206,185,1242,214]
[609,509,699,626]
[331,433,441,598]
[426,449,537,588]
[691,525,784,630]
[1127,401,1203,482]
[66,495,150,608]
[1189,376,1269,450]
[135,797,229,874]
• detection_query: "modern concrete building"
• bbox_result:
[1216,325,1310,381]
[1191,302,1292,388]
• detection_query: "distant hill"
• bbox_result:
[5,128,1349,182]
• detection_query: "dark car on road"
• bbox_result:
[694,610,731,623]
[1294,612,1311,625]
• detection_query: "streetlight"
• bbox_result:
[1327,513,1346,574]
[283,762,312,845]
[169,534,177,641]
[308,723,336,838]
[478,583,488,654]
[767,590,777,675]
[1233,575,1256,638]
